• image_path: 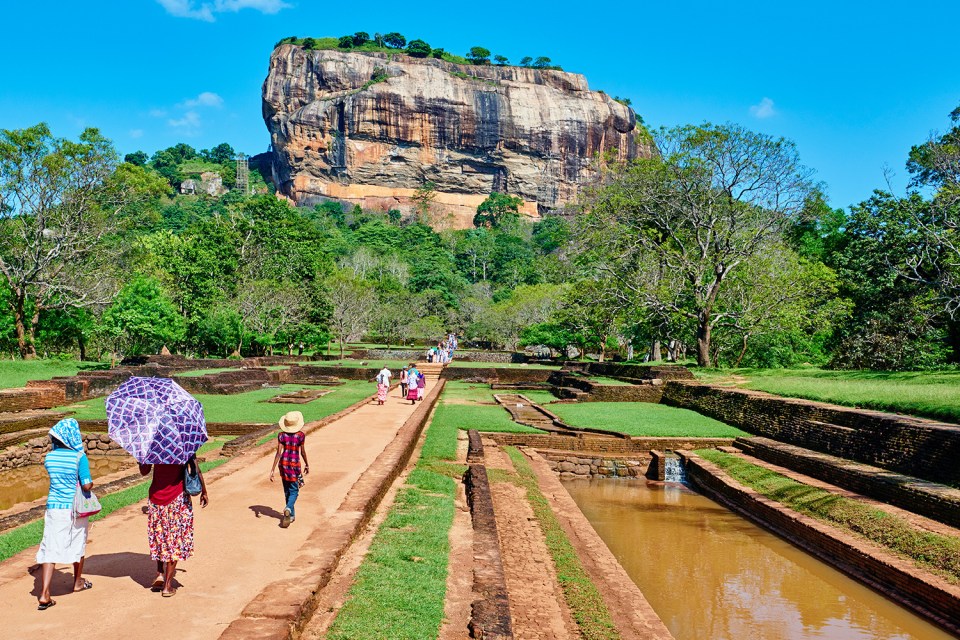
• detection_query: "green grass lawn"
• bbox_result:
[432,382,543,434]
[585,376,633,386]
[56,381,374,424]
[520,390,560,405]
[0,359,108,390]
[328,386,462,640]
[549,402,747,438]
[698,449,960,584]
[695,368,960,423]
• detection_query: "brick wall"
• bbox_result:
[562,362,694,381]
[0,387,65,412]
[486,433,734,454]
[685,454,960,635]
[440,368,553,383]
[663,381,960,486]
[540,451,649,478]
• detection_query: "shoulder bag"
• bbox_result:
[73,451,102,518]
[184,457,202,496]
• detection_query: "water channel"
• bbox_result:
[563,477,955,640]
[0,457,133,511]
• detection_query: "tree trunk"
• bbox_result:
[78,334,87,361]
[734,334,750,367]
[650,339,662,362]
[13,296,35,359]
[339,337,345,359]
[696,317,712,368]
[627,343,634,361]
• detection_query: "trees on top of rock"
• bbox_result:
[474,192,523,228]
[406,39,431,58]
[382,32,406,49]
[466,47,491,65]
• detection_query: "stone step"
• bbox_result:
[735,436,960,529]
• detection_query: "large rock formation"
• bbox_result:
[263,45,651,227]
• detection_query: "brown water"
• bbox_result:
[0,457,133,511]
[563,478,956,640]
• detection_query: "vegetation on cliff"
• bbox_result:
[274,32,562,70]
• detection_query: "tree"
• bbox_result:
[406,39,431,58]
[325,271,376,357]
[412,181,437,224]
[431,48,446,59]
[100,276,186,356]
[578,123,814,367]
[352,32,370,46]
[235,279,307,355]
[493,55,509,66]
[0,124,165,358]
[373,33,384,47]
[519,56,533,67]
[466,47,491,65]
[383,32,406,49]
[532,216,570,254]
[532,56,552,68]
[301,37,316,50]
[338,35,354,49]
[124,150,148,166]
[474,192,523,228]
[203,142,235,164]
[485,284,564,350]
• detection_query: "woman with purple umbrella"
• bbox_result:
[139,457,207,596]
[107,377,210,598]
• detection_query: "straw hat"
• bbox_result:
[279,410,305,433]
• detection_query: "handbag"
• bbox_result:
[184,457,202,496]
[73,451,101,518]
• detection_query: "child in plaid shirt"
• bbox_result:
[269,411,310,528]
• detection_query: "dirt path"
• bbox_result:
[0,386,420,640]
[485,443,577,640]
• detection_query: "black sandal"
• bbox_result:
[37,600,56,611]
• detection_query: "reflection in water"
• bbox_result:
[563,478,955,640]
[0,457,133,510]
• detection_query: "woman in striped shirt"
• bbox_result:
[36,418,94,611]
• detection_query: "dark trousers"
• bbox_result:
[282,479,300,517]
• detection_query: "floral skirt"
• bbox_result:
[377,383,389,402]
[147,494,194,562]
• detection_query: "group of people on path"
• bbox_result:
[35,418,209,609]
[427,333,458,364]
[35,408,310,610]
[375,364,425,405]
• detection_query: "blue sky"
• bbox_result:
[0,0,957,209]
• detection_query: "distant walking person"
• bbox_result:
[399,366,409,399]
[36,418,94,611]
[139,454,208,597]
[406,365,420,405]
[270,411,309,529]
[417,366,427,401]
[375,366,392,405]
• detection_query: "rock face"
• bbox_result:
[263,46,652,227]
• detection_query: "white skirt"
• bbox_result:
[36,509,89,565]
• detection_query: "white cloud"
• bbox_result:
[749,97,776,119]
[181,91,224,108]
[156,0,290,21]
[149,108,168,118]
[156,0,214,21]
[129,129,144,139]
[168,111,202,131]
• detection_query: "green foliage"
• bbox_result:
[406,39,431,58]
[466,46,491,65]
[519,56,533,67]
[337,35,354,49]
[532,56,552,68]
[99,276,186,355]
[698,450,960,583]
[383,32,406,48]
[474,192,523,228]
[124,150,148,166]
[493,55,509,66]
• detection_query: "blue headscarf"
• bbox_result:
[49,418,83,452]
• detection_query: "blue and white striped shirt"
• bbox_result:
[44,448,92,510]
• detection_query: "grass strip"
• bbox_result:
[0,457,229,562]
[550,402,747,438]
[697,449,960,584]
[328,400,458,640]
[504,446,620,640]
[433,382,544,434]
[695,367,960,424]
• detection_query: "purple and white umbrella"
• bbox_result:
[106,376,207,464]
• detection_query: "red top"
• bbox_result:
[149,464,185,506]
[278,431,305,482]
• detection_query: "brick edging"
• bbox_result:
[218,381,446,640]
[682,452,960,636]
[522,449,675,640]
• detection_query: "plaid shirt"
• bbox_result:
[278,431,305,481]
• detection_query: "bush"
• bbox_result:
[466,46,490,65]
[338,35,354,49]
[406,39,431,58]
